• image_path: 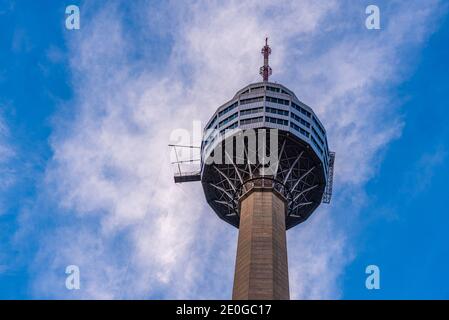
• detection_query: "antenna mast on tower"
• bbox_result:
[259,37,272,82]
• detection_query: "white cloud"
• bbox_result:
[30,0,445,299]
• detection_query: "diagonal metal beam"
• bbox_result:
[214,200,234,210]
[225,150,246,191]
[283,151,304,185]
[293,184,318,202]
[291,201,313,212]
[273,138,286,180]
[290,166,315,193]
[213,165,237,192]
[210,183,236,203]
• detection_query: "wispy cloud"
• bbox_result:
[402,146,447,196]
[26,0,446,299]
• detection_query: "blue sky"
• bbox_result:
[0,0,448,299]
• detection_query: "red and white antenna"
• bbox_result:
[259,37,272,82]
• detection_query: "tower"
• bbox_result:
[172,39,335,300]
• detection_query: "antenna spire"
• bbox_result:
[259,37,272,82]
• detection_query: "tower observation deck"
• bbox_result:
[172,39,335,300]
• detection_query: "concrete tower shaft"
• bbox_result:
[233,187,289,300]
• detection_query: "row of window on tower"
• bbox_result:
[217,113,322,154]
[239,85,292,96]
[204,95,328,157]
[217,106,311,135]
[207,95,314,129]
[207,114,325,158]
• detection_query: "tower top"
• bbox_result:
[259,37,272,82]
